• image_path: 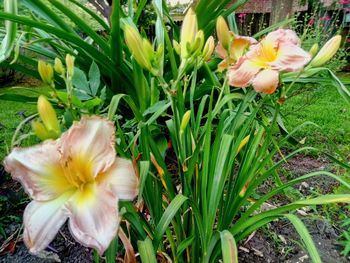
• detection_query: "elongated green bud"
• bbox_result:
[37,95,60,138]
[38,60,54,85]
[180,8,198,59]
[32,120,51,140]
[143,38,154,62]
[180,110,191,135]
[54,57,65,75]
[124,24,152,71]
[173,40,181,55]
[310,35,341,67]
[309,43,319,57]
[216,16,231,50]
[191,30,204,55]
[202,36,215,61]
[65,54,75,78]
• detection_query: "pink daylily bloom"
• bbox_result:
[216,33,257,72]
[4,116,138,255]
[227,29,311,94]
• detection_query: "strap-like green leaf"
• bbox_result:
[0,0,17,63]
[138,237,157,263]
[153,194,188,249]
[220,230,238,263]
[284,214,321,263]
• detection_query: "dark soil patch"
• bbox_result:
[239,153,350,262]
[239,218,350,263]
[0,224,92,263]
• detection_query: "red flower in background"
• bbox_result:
[308,17,315,26]
[340,0,349,5]
[320,16,331,21]
[238,13,247,23]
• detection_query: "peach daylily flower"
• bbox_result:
[227,29,311,94]
[4,116,138,255]
[216,34,257,72]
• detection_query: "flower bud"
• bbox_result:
[202,36,215,61]
[38,60,54,85]
[216,16,231,50]
[310,35,341,67]
[54,58,65,75]
[309,43,319,57]
[124,24,152,71]
[156,44,164,59]
[180,8,198,59]
[191,30,204,55]
[143,38,155,62]
[37,95,60,138]
[173,40,181,55]
[65,54,75,78]
[180,110,191,135]
[32,120,51,141]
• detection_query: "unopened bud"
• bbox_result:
[216,16,231,50]
[309,43,319,57]
[124,24,152,71]
[65,54,75,77]
[54,58,65,75]
[173,40,181,55]
[143,38,155,62]
[310,35,341,67]
[32,120,51,141]
[38,60,54,85]
[202,36,215,61]
[156,44,164,58]
[180,110,191,134]
[191,30,204,55]
[37,95,60,138]
[180,8,198,59]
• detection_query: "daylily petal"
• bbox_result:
[215,43,228,59]
[265,29,301,46]
[4,140,71,201]
[66,184,119,255]
[270,43,311,72]
[230,36,257,61]
[103,157,138,200]
[60,116,116,177]
[23,191,72,253]
[227,59,260,87]
[252,69,279,94]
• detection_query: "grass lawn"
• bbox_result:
[0,86,49,161]
[280,73,350,155]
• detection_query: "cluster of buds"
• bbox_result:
[173,9,214,63]
[37,54,76,85]
[32,95,61,140]
[124,24,163,76]
[309,35,342,67]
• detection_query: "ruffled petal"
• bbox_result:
[103,157,138,200]
[4,140,71,201]
[66,184,119,255]
[23,192,72,253]
[252,69,279,94]
[227,59,260,87]
[270,43,311,72]
[265,29,301,46]
[59,116,116,177]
